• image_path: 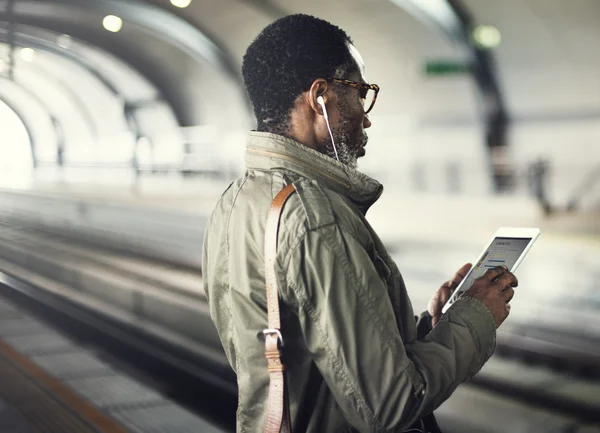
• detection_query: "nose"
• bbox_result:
[363,113,372,129]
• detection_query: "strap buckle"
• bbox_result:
[263,328,284,347]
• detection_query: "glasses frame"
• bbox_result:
[329,78,380,114]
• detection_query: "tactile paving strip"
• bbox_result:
[0,317,46,337]
[0,290,226,432]
[65,375,166,410]
[0,349,116,433]
[31,351,114,380]
[110,404,225,433]
[2,333,78,356]
[0,296,129,433]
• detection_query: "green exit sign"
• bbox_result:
[424,60,471,76]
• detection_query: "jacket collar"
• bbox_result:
[245,131,383,212]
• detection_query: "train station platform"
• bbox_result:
[0,177,599,432]
[0,293,225,433]
[0,231,599,433]
[0,176,599,363]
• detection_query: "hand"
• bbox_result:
[464,266,518,328]
[428,263,472,327]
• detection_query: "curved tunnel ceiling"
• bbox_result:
[0,0,481,131]
[0,21,191,166]
[0,24,160,102]
[1,0,596,133]
[2,43,133,138]
[0,26,162,136]
[0,0,253,128]
[0,23,184,153]
[0,59,98,162]
[0,31,148,163]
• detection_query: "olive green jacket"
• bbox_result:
[202,132,496,433]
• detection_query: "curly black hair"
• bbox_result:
[242,14,358,135]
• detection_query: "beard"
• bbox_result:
[322,116,368,169]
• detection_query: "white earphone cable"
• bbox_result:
[319,98,340,162]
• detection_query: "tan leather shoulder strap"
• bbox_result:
[263,183,296,433]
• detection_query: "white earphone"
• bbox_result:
[317,95,339,162]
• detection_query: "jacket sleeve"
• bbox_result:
[280,224,496,432]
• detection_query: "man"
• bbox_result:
[202,14,517,432]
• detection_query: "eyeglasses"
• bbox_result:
[330,78,380,114]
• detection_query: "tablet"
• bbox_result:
[441,227,541,314]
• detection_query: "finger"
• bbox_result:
[450,263,472,287]
[441,279,454,290]
[438,286,451,303]
[503,286,515,303]
[432,315,440,327]
[483,266,507,282]
[495,272,519,289]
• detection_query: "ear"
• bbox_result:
[307,78,328,115]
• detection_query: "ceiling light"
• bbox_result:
[19,48,35,62]
[103,15,123,33]
[473,25,501,49]
[57,34,72,49]
[170,0,192,7]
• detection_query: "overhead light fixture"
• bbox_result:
[103,15,123,33]
[57,34,72,49]
[170,0,192,7]
[473,25,501,49]
[19,47,36,62]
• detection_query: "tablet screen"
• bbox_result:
[454,237,531,298]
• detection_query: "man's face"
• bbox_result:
[321,44,371,169]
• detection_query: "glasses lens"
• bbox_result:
[363,88,376,113]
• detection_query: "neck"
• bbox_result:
[285,104,320,152]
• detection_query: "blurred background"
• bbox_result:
[0,0,599,432]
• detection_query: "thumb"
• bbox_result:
[451,263,472,287]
